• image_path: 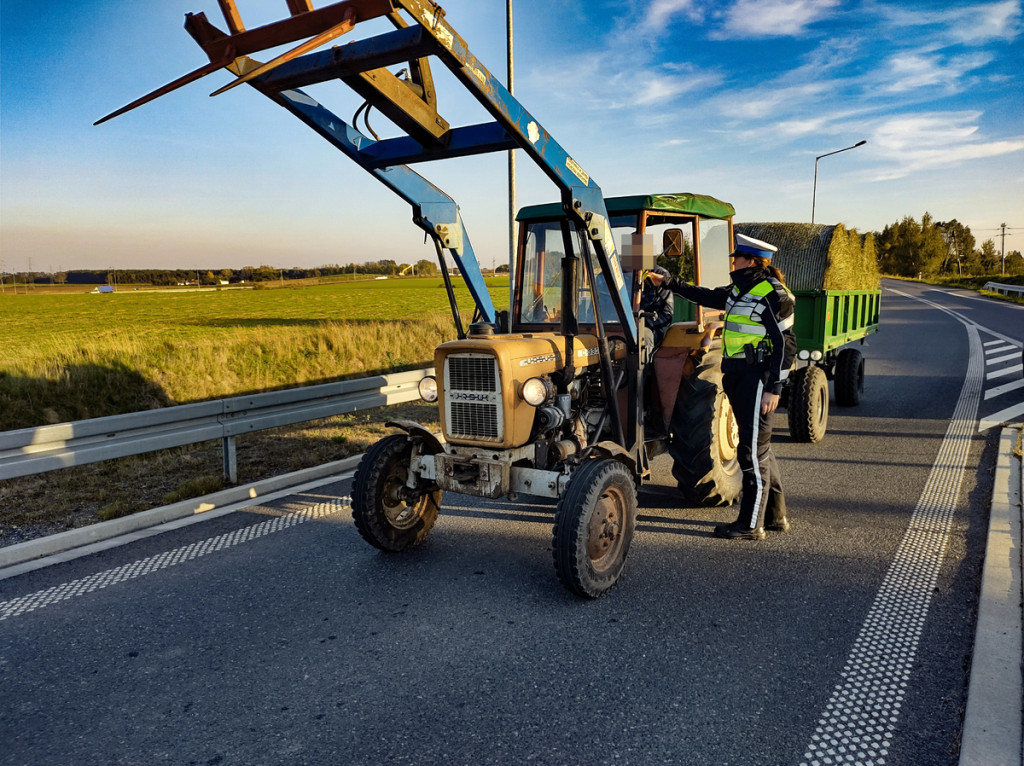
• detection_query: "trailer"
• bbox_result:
[735,222,881,443]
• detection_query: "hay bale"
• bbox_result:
[734,223,880,291]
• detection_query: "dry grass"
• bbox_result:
[1,315,456,430]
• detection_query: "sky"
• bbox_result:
[1,0,1022,273]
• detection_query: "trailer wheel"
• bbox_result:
[669,353,742,506]
[352,434,441,552]
[552,458,637,598]
[789,366,829,443]
[834,348,865,406]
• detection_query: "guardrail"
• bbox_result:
[0,368,433,483]
[983,281,1024,297]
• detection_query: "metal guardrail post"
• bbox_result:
[223,436,238,484]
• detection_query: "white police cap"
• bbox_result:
[733,233,778,260]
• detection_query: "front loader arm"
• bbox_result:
[96,0,638,341]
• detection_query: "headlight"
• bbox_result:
[521,377,552,407]
[810,350,823,361]
[798,349,810,360]
[418,375,438,402]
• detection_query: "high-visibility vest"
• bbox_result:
[721,280,787,359]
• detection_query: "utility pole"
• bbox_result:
[1000,222,1006,274]
[507,0,516,318]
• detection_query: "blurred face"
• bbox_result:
[730,254,753,272]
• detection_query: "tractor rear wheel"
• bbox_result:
[669,353,742,506]
[351,434,441,552]
[552,458,637,598]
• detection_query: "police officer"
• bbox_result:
[648,234,796,539]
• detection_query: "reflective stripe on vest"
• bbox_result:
[722,281,773,359]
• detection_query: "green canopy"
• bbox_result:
[516,193,735,222]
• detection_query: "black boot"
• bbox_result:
[764,491,789,533]
[714,521,766,540]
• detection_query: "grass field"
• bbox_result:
[1,276,509,431]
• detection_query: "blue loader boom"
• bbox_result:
[96,0,637,343]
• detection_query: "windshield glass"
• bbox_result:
[519,215,637,326]
[519,221,571,324]
[697,217,731,287]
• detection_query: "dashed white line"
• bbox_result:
[0,499,349,622]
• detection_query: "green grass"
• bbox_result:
[0,276,509,430]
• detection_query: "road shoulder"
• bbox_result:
[959,425,1023,766]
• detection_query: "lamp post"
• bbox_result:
[812,139,866,224]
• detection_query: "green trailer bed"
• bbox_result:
[793,289,880,353]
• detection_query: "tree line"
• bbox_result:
[4,259,445,287]
[876,215,1022,278]
[4,216,1019,286]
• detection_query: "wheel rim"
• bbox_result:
[717,394,739,464]
[381,463,419,529]
[816,378,828,424]
[587,487,627,573]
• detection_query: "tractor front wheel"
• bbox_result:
[552,459,637,599]
[351,434,441,552]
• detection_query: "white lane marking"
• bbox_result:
[987,352,1020,365]
[985,378,1024,400]
[925,289,1024,309]
[887,287,1023,432]
[980,401,1024,432]
[987,364,1023,381]
[800,299,984,766]
[0,499,349,622]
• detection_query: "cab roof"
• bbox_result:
[516,193,735,222]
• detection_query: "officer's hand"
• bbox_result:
[761,392,780,414]
[646,271,665,286]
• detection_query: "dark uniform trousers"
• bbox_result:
[722,370,786,530]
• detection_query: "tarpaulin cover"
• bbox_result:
[516,193,735,222]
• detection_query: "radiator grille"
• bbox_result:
[447,356,497,391]
[445,354,502,441]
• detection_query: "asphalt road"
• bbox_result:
[1,280,1021,766]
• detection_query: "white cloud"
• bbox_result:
[873,0,1022,45]
[879,51,994,92]
[956,0,1024,43]
[715,0,840,38]
[716,82,833,121]
[636,0,704,36]
[867,111,1024,179]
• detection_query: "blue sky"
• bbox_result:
[1,0,1022,273]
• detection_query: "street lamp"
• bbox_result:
[812,140,867,224]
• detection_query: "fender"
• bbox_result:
[586,441,637,474]
[386,419,445,455]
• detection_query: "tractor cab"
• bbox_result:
[513,194,736,338]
